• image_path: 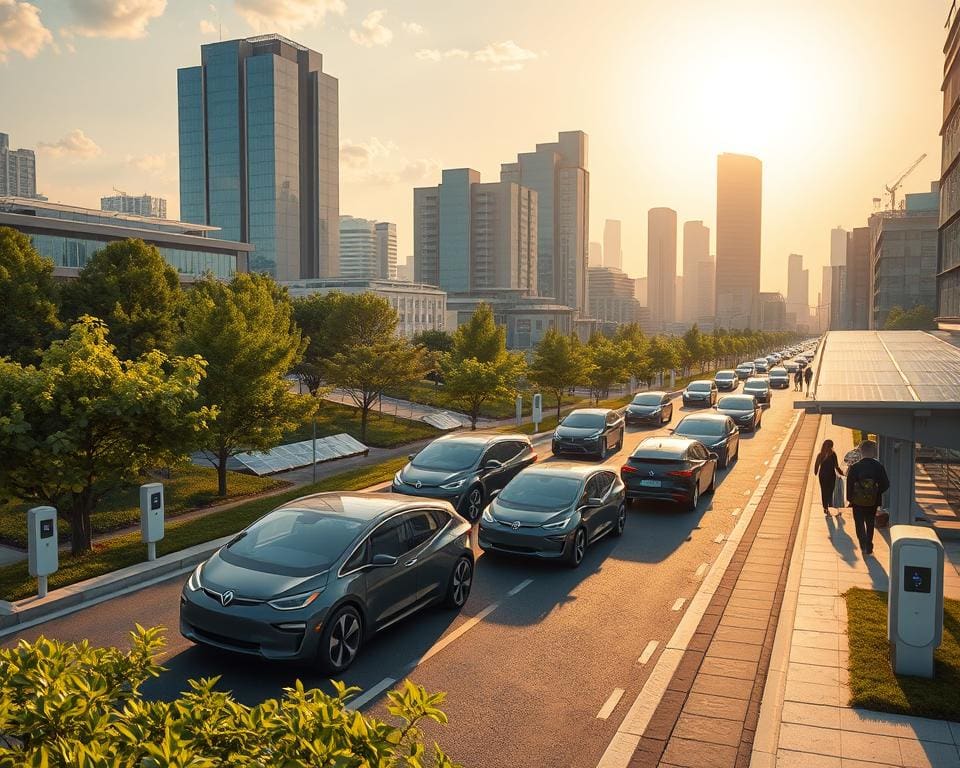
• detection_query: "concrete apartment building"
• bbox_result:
[715,153,762,330]
[101,193,167,219]
[588,241,602,267]
[338,216,397,279]
[588,265,643,330]
[845,227,871,329]
[178,34,339,281]
[759,291,787,331]
[681,220,710,325]
[0,132,39,199]
[647,206,677,330]
[786,253,809,330]
[603,219,622,270]
[940,9,960,326]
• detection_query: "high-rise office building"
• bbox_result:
[820,266,833,332]
[101,193,167,219]
[681,220,709,324]
[0,132,39,198]
[846,227,870,329]
[635,276,648,306]
[178,34,339,281]
[588,241,602,267]
[715,153,762,329]
[830,226,848,266]
[786,253,809,329]
[603,219,622,270]
[396,260,413,282]
[696,256,716,325]
[376,221,397,280]
[675,276,684,323]
[500,131,589,314]
[941,11,960,324]
[647,207,677,330]
[413,168,537,295]
[339,216,377,278]
[759,292,787,331]
[588,265,643,329]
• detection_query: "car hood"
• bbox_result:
[555,425,602,439]
[200,550,330,601]
[685,390,710,397]
[628,404,661,413]
[717,408,752,419]
[399,464,470,488]
[490,498,573,525]
[674,432,726,448]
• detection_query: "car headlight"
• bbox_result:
[268,589,324,611]
[393,471,403,485]
[585,433,600,442]
[187,563,203,592]
[542,516,572,530]
[482,506,495,523]
[440,477,467,490]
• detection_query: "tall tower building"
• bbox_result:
[786,253,809,328]
[0,132,39,198]
[101,193,167,219]
[647,207,678,330]
[696,256,716,322]
[830,226,848,266]
[588,241,602,267]
[501,131,589,314]
[603,219,622,270]
[177,34,339,281]
[376,221,397,280]
[715,153,762,329]
[682,220,709,324]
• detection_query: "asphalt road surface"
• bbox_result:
[5,383,809,768]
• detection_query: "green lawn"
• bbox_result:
[0,466,283,549]
[284,400,441,448]
[385,381,586,421]
[846,588,960,720]
[0,457,407,603]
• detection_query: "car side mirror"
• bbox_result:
[371,553,398,567]
[709,452,719,461]
[582,497,604,508]
[488,488,501,499]
[407,452,418,461]
[668,428,675,434]
[484,459,503,471]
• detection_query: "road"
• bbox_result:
[5,383,810,768]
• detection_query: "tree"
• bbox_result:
[0,227,60,364]
[0,628,460,767]
[0,318,212,554]
[326,339,430,441]
[413,329,455,353]
[441,355,527,429]
[648,335,680,385]
[177,273,315,496]
[449,302,503,364]
[529,329,594,420]
[883,304,936,330]
[615,323,654,386]
[586,334,629,404]
[60,239,182,360]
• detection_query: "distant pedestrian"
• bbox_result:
[793,368,803,391]
[814,439,844,516]
[846,439,891,557]
[803,366,813,395]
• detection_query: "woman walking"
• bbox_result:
[814,439,844,516]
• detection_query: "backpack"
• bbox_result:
[850,475,879,507]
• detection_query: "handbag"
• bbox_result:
[831,479,845,509]
[876,509,890,529]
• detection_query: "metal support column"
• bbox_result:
[879,435,894,511]
[890,438,916,526]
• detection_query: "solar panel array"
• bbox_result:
[228,434,369,476]
[421,411,465,430]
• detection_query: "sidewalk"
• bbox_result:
[752,417,960,768]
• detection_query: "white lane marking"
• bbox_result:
[695,563,709,579]
[731,507,741,517]
[346,677,396,710]
[755,474,761,480]
[763,460,770,466]
[638,640,659,665]
[671,598,686,611]
[508,578,534,596]
[714,533,725,544]
[743,489,751,496]
[414,600,501,667]
[596,688,626,720]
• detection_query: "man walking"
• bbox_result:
[803,366,813,395]
[794,368,803,391]
[846,439,890,556]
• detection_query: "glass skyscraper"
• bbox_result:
[177,34,339,281]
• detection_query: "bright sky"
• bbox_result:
[0,0,948,297]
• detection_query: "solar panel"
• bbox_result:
[224,434,370,476]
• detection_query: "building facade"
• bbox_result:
[0,133,39,199]
[0,196,250,280]
[396,260,413,282]
[786,253,809,330]
[500,131,589,315]
[101,193,167,219]
[282,278,446,338]
[603,219,622,270]
[941,9,960,325]
[413,168,537,296]
[681,220,709,325]
[715,153,762,330]
[376,221,397,280]
[588,241,602,267]
[647,206,677,330]
[846,227,871,330]
[696,256,716,326]
[588,265,643,329]
[338,216,397,279]
[178,34,339,281]
[759,292,787,331]
[445,291,574,350]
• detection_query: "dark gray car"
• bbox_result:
[478,464,626,568]
[672,413,740,469]
[180,493,473,673]
[715,394,762,431]
[552,408,625,459]
[392,433,536,521]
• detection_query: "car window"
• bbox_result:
[662,395,671,405]
[342,539,369,572]
[404,510,440,549]
[582,476,601,502]
[488,441,519,464]
[430,508,451,528]
[595,471,616,499]
[369,516,409,559]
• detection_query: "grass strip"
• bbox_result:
[284,400,440,448]
[846,587,960,720]
[0,457,407,603]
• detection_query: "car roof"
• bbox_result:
[635,436,699,454]
[716,369,736,375]
[677,413,729,424]
[718,394,755,406]
[687,379,713,386]
[278,492,449,522]
[430,432,526,447]
[568,407,614,416]
[520,462,599,479]
[770,366,787,373]
[635,390,668,397]
[745,377,769,385]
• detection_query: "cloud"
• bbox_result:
[0,0,53,62]
[340,137,398,169]
[416,41,538,71]
[126,152,172,174]
[199,18,216,35]
[349,9,392,47]
[38,129,102,160]
[401,21,423,35]
[235,0,344,33]
[61,0,166,40]
[340,138,437,186]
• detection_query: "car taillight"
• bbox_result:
[667,469,694,478]
[621,464,637,474]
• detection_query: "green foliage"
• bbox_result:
[0,318,212,554]
[613,323,652,384]
[529,329,595,419]
[0,628,461,767]
[0,227,60,364]
[883,304,937,330]
[586,334,630,404]
[647,335,680,380]
[177,273,315,496]
[60,239,182,359]
[412,329,454,354]
[449,302,503,364]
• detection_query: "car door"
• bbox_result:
[725,417,739,458]
[363,514,421,628]
[688,444,709,493]
[482,441,517,494]
[500,440,531,484]
[579,474,604,539]
[662,394,673,421]
[404,508,454,604]
[594,470,620,537]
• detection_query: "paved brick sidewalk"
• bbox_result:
[752,418,960,768]
[627,412,821,768]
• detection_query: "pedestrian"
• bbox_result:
[846,439,891,557]
[814,439,844,516]
[794,368,803,391]
[803,366,813,395]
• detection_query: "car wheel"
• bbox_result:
[318,605,363,673]
[567,527,587,568]
[613,504,627,537]
[444,557,473,608]
[687,483,700,512]
[461,485,484,523]
[706,471,716,494]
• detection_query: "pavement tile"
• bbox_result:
[840,760,899,768]
[714,626,766,645]
[706,640,763,663]
[778,723,842,757]
[780,701,841,729]
[723,614,770,630]
[841,709,955,744]
[724,606,772,622]
[683,692,749,722]
[783,680,841,706]
[840,730,902,763]
[793,630,841,650]
[787,662,844,686]
[789,646,840,667]
[644,691,687,740]
[793,616,841,633]
[691,673,754,700]
[776,749,841,768]
[699,657,758,680]
[661,737,739,768]
[727,597,775,612]
[897,739,960,768]
[673,713,743,747]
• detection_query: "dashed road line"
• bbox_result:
[346,677,396,710]
[671,598,686,611]
[638,640,659,665]
[743,489,752,496]
[596,688,626,720]
[508,578,534,596]
[755,474,761,480]
[695,562,709,579]
[731,507,741,517]
[714,533,725,544]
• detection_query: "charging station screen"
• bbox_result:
[904,565,932,594]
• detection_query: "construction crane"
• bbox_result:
[884,153,927,211]
[112,186,128,197]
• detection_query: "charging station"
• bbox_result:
[532,393,542,433]
[888,525,944,678]
[27,506,58,598]
[139,483,165,561]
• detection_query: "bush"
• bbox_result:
[0,627,461,767]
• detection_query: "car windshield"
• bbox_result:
[745,381,768,390]
[688,382,711,391]
[719,396,754,410]
[676,418,725,436]
[411,440,484,470]
[632,393,663,405]
[716,372,735,380]
[221,509,363,576]
[499,473,583,510]
[562,413,605,428]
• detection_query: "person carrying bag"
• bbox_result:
[846,439,891,556]
[814,439,844,516]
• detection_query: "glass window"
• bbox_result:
[369,517,409,559]
[404,511,440,549]
[561,412,605,428]
[632,393,662,406]
[343,539,369,572]
[412,440,483,471]
[675,418,725,437]
[499,473,582,510]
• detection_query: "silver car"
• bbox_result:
[180,493,474,672]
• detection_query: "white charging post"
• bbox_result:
[888,525,944,678]
[532,393,542,433]
[515,396,523,426]
[27,506,58,598]
[140,483,165,561]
